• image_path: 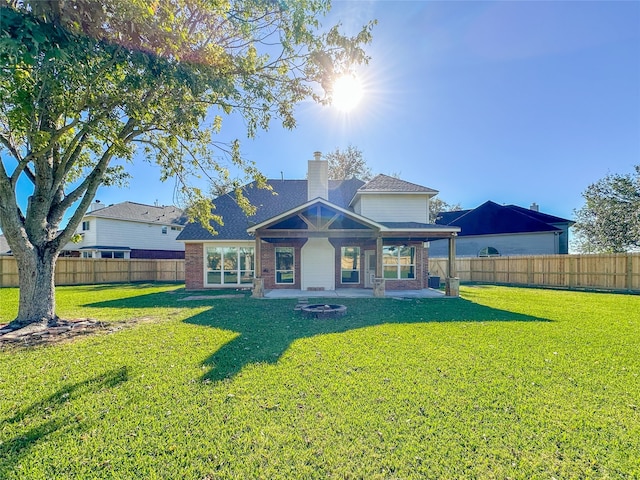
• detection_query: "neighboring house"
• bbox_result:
[178,152,460,296]
[64,201,187,259]
[429,201,574,258]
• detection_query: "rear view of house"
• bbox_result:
[178,152,460,296]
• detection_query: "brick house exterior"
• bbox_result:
[178,152,458,296]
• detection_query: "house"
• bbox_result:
[177,152,461,296]
[429,200,574,257]
[64,201,187,259]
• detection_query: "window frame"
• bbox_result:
[205,245,255,286]
[383,245,416,280]
[340,246,361,284]
[82,220,90,231]
[275,247,295,285]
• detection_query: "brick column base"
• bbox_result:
[445,277,459,297]
[373,278,385,297]
[252,278,264,298]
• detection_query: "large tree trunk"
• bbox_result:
[11,247,59,328]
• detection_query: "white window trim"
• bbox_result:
[202,242,255,287]
[275,246,295,285]
[383,245,416,280]
[340,246,361,284]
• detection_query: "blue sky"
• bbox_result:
[6,0,640,226]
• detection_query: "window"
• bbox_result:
[341,247,360,284]
[171,226,182,231]
[161,226,168,234]
[100,251,125,259]
[206,246,254,285]
[383,246,416,279]
[478,247,500,257]
[275,247,294,284]
[82,251,93,259]
[82,221,90,231]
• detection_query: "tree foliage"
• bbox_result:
[0,0,374,325]
[429,198,462,223]
[325,144,372,181]
[572,165,640,253]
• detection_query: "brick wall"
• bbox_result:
[185,243,204,290]
[260,239,306,289]
[382,241,427,290]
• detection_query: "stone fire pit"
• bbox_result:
[301,304,347,319]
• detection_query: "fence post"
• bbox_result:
[0,256,4,288]
[626,254,633,290]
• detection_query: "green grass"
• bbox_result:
[0,284,639,479]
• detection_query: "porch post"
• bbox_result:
[374,235,385,297]
[446,233,459,297]
[255,233,262,275]
[252,233,264,298]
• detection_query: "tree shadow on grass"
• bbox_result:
[0,367,128,475]
[86,292,550,383]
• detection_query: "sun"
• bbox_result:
[331,74,364,112]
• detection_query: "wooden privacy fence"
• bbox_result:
[0,257,185,287]
[429,253,640,292]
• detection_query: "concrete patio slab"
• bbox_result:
[263,288,444,299]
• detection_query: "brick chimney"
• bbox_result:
[307,151,328,200]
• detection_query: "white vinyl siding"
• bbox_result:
[357,194,429,223]
[301,238,335,290]
[69,217,184,252]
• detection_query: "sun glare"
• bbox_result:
[331,74,364,112]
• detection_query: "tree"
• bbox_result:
[325,145,372,181]
[429,198,462,223]
[572,165,640,253]
[0,0,374,328]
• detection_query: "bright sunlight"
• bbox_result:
[331,74,364,112]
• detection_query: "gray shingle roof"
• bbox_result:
[357,174,438,194]
[88,201,187,226]
[178,178,365,241]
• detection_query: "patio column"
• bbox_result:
[252,234,264,298]
[448,234,456,278]
[255,233,262,276]
[446,233,459,297]
[374,235,385,297]
[376,235,383,278]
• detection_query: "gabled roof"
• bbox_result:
[87,201,187,226]
[356,174,438,194]
[247,197,385,233]
[177,178,365,241]
[435,200,566,236]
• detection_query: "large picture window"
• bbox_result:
[275,247,294,284]
[341,247,360,284]
[206,246,254,285]
[383,246,416,280]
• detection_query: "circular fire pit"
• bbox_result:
[301,304,347,318]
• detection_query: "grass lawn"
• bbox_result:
[1,284,639,479]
